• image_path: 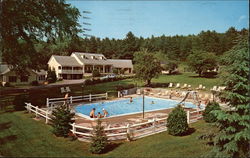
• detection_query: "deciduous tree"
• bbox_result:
[133,50,161,85]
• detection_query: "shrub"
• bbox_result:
[30,80,39,86]
[13,94,29,111]
[84,79,92,85]
[203,101,221,123]
[92,69,101,77]
[90,119,108,154]
[51,104,75,137]
[113,68,118,74]
[47,69,57,83]
[203,71,218,78]
[4,82,11,87]
[167,105,189,136]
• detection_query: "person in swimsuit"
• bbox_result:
[89,108,96,118]
[102,108,109,117]
[130,97,133,103]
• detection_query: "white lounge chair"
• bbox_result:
[169,83,173,88]
[65,86,71,92]
[202,86,206,89]
[210,86,217,91]
[188,85,191,88]
[163,90,169,96]
[196,84,203,90]
[176,83,180,88]
[60,87,66,93]
[181,84,187,89]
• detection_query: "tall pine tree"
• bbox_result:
[211,37,250,157]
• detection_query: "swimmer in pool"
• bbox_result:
[97,112,103,118]
[151,101,155,104]
[89,108,96,118]
[102,108,109,117]
[130,97,133,103]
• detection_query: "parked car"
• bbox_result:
[100,74,117,80]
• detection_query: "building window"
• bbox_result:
[58,66,61,70]
[9,76,17,82]
[20,76,29,82]
[38,75,45,81]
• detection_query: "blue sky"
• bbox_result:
[67,0,249,39]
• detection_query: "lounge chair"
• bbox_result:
[181,84,187,89]
[60,87,66,93]
[202,86,206,90]
[65,86,71,92]
[196,84,203,90]
[176,83,180,88]
[218,86,226,91]
[168,83,173,88]
[210,86,217,91]
[162,90,169,96]
[181,91,187,97]
[188,85,191,88]
[136,89,141,95]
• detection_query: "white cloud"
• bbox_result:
[238,15,246,22]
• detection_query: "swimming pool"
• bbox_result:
[75,96,202,119]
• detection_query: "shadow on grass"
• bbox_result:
[180,128,196,136]
[0,135,17,145]
[0,122,12,131]
[102,142,123,154]
[189,75,217,79]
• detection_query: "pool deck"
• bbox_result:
[73,94,202,128]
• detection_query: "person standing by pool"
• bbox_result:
[89,108,96,118]
[130,97,133,103]
[169,89,173,99]
[102,108,109,117]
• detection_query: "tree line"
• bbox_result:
[36,27,248,69]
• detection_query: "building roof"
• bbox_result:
[0,64,11,74]
[33,69,47,75]
[52,55,82,66]
[0,64,46,75]
[107,59,133,68]
[71,52,112,65]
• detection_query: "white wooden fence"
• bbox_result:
[70,117,168,141]
[25,103,52,124]
[46,93,108,107]
[25,102,204,142]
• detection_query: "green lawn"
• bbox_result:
[0,111,215,157]
[152,72,221,90]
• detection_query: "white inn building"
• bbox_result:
[48,52,133,79]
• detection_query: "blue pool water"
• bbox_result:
[75,96,200,118]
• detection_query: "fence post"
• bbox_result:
[187,110,190,124]
[153,118,156,132]
[118,91,120,98]
[72,123,76,135]
[28,103,31,113]
[126,124,131,141]
[89,94,92,102]
[35,106,38,118]
[45,110,48,124]
[70,96,73,104]
[46,98,49,107]
[106,92,108,99]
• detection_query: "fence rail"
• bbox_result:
[25,103,52,124]
[46,92,108,107]
[25,102,204,142]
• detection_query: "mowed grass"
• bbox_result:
[0,111,215,157]
[152,72,221,90]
